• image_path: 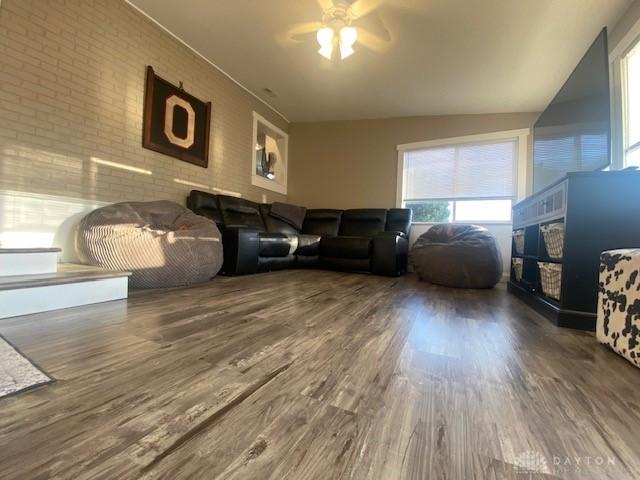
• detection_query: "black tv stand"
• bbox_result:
[507,170,640,330]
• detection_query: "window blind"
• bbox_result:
[533,133,608,176]
[403,138,517,201]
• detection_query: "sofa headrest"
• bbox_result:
[259,204,298,234]
[217,195,265,231]
[217,195,257,212]
[305,210,343,220]
[187,190,222,224]
[339,209,387,237]
[386,208,412,236]
[302,209,343,237]
[188,190,218,210]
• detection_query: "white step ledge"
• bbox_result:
[0,248,61,277]
[0,264,130,319]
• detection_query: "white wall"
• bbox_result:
[0,0,288,206]
[0,190,108,262]
[0,0,290,263]
[409,223,512,279]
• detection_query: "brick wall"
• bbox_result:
[0,0,288,205]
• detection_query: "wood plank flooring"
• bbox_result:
[0,270,639,479]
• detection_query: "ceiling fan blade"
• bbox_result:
[316,0,334,11]
[355,12,391,42]
[349,0,385,19]
[277,21,323,46]
[357,28,391,53]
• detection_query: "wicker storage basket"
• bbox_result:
[511,257,523,282]
[540,222,565,259]
[538,262,562,300]
[512,229,525,255]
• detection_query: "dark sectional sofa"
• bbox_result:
[187,190,412,277]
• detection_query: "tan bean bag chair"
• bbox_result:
[76,201,223,288]
[411,224,503,289]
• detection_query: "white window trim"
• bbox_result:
[610,18,640,169]
[395,129,530,224]
[251,111,289,195]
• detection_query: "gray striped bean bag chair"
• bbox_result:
[76,200,223,288]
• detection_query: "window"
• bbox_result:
[623,40,640,167]
[397,131,527,223]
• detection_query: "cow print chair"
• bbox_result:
[597,249,640,368]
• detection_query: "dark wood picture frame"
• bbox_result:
[142,66,212,168]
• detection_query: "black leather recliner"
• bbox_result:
[187,190,411,277]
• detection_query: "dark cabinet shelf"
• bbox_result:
[509,170,640,331]
[537,256,562,264]
[511,254,561,263]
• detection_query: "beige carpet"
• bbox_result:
[0,335,52,399]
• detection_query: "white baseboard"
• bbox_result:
[0,276,128,319]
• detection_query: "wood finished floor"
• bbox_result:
[1,270,639,479]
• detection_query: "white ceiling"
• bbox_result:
[128,0,632,122]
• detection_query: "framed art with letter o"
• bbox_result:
[142,66,211,168]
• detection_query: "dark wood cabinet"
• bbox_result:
[508,170,640,330]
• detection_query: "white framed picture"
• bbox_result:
[251,112,288,195]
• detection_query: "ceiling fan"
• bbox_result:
[280,0,392,61]
[317,1,358,59]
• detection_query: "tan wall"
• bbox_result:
[0,0,287,205]
[288,113,539,209]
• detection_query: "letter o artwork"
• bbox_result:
[163,95,195,149]
[143,66,211,168]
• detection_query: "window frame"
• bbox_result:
[610,16,640,170]
[396,129,530,225]
[621,39,640,167]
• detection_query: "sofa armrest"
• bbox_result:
[220,226,260,275]
[371,233,409,277]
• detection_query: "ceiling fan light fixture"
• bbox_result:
[318,43,334,59]
[316,6,357,61]
[339,43,354,59]
[317,26,335,59]
[316,26,334,48]
[339,26,357,48]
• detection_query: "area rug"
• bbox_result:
[0,335,53,399]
